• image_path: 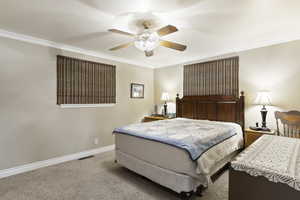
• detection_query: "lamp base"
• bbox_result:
[163,102,168,116]
[261,105,268,128]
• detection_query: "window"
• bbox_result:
[184,57,239,97]
[57,55,116,105]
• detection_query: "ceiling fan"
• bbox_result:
[108,21,187,57]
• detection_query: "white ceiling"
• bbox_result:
[0,0,300,68]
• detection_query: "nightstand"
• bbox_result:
[143,115,174,122]
[244,128,276,147]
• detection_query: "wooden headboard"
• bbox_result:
[176,92,245,130]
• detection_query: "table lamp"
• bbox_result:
[161,92,170,116]
[254,91,271,131]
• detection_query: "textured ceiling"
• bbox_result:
[0,0,300,68]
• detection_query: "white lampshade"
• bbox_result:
[161,92,170,101]
[254,91,271,106]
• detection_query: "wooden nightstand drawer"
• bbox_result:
[244,129,275,147]
[245,132,262,147]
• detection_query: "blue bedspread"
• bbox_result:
[113,118,238,161]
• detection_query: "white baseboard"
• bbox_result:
[0,144,115,179]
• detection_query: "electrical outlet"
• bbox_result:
[94,138,99,145]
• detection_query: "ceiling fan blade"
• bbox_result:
[157,25,178,36]
[160,40,187,51]
[145,51,154,57]
[108,29,135,37]
[109,42,133,51]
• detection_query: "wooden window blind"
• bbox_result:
[57,55,116,105]
[184,56,239,97]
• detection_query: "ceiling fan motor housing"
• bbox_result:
[134,30,160,52]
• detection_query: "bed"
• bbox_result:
[114,92,245,199]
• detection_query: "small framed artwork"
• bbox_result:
[130,83,144,98]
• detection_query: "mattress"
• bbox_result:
[115,123,243,181]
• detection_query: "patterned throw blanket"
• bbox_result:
[113,118,238,161]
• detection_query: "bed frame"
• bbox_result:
[176,91,245,130]
[116,92,245,200]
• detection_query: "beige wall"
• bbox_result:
[154,40,300,129]
[1,36,300,170]
[0,37,154,170]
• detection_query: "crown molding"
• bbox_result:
[0,29,154,69]
[155,35,300,68]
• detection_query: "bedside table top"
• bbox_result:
[245,128,276,135]
[145,115,175,120]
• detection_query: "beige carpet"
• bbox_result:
[0,151,228,200]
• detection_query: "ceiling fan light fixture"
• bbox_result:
[108,23,186,56]
[134,30,160,52]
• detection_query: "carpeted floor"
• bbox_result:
[0,151,228,200]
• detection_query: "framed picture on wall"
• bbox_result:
[130,83,144,98]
